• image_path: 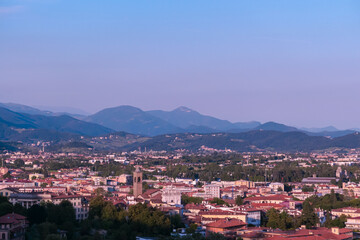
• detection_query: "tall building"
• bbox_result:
[204,184,221,198]
[133,166,143,197]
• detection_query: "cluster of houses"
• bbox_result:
[1,164,360,240]
[2,150,360,239]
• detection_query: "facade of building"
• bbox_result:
[161,186,181,205]
[332,207,360,218]
[118,174,132,185]
[52,195,89,221]
[204,184,220,199]
[346,217,360,230]
[0,213,27,240]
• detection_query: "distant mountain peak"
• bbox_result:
[173,106,196,113]
[105,105,143,113]
[255,121,298,132]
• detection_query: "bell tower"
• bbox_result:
[133,166,143,197]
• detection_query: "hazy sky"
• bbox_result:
[1,0,360,129]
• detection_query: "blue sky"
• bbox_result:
[1,0,359,128]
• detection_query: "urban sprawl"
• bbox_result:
[1,148,360,240]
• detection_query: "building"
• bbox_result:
[161,186,181,205]
[245,209,262,227]
[199,210,247,222]
[244,195,292,204]
[301,177,337,185]
[52,195,89,221]
[9,193,52,209]
[204,184,220,199]
[28,173,44,180]
[235,180,255,188]
[331,207,360,218]
[206,219,246,235]
[0,213,28,240]
[133,166,143,198]
[0,167,9,177]
[346,217,360,230]
[266,227,353,240]
[269,182,285,192]
[117,174,132,185]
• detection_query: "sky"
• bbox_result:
[1,0,360,129]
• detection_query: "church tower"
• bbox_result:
[133,166,143,197]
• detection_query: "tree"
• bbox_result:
[206,232,227,240]
[13,203,26,216]
[186,223,197,233]
[14,159,25,168]
[266,208,280,229]
[330,189,337,205]
[28,204,47,225]
[300,201,318,229]
[89,195,106,219]
[3,172,11,179]
[45,234,63,240]
[302,185,314,192]
[101,202,117,221]
[46,200,76,225]
[170,214,185,229]
[181,195,203,205]
[235,196,243,206]
[36,222,57,240]
[0,197,13,216]
[278,211,293,230]
[143,182,152,190]
[209,198,228,206]
[284,184,293,192]
[127,203,171,235]
[94,187,108,196]
[325,213,347,228]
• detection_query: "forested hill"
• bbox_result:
[2,130,360,153]
[117,130,360,152]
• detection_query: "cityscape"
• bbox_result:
[1,1,360,240]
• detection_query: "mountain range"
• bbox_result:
[1,102,360,153]
[85,105,354,138]
[0,106,112,141]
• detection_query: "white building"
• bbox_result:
[162,186,181,205]
[204,184,220,198]
[269,182,285,192]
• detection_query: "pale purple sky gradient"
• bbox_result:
[1,0,360,129]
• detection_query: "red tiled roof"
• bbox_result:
[206,219,246,229]
[0,213,26,224]
[245,195,291,202]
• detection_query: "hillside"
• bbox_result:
[254,122,299,132]
[120,131,333,152]
[0,107,114,138]
[86,105,183,136]
[147,106,235,130]
[0,103,52,116]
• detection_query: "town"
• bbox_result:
[1,149,360,240]
[2,0,358,239]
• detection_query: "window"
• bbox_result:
[1,233,5,239]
